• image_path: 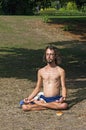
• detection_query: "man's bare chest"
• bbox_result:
[41,70,60,81]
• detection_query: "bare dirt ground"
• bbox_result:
[0,78,86,130]
[0,19,86,130]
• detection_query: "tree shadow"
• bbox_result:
[67,79,86,108]
[49,40,86,76]
[0,41,85,79]
[0,40,86,108]
[48,40,86,108]
[0,47,44,81]
[48,17,86,40]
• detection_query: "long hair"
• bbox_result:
[43,45,62,65]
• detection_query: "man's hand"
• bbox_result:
[24,98,30,104]
[24,98,35,104]
[33,100,45,106]
[63,97,66,101]
[56,97,65,103]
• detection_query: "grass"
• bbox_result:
[46,16,86,24]
[0,15,86,80]
[0,15,86,130]
[0,15,86,47]
[0,16,43,48]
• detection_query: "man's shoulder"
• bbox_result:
[38,66,46,73]
[57,66,65,73]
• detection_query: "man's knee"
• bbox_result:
[61,103,68,109]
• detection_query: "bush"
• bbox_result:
[42,15,50,23]
[59,7,66,12]
[39,7,86,16]
[62,24,75,31]
[39,8,57,16]
[58,9,86,16]
[58,3,86,16]
[66,2,77,11]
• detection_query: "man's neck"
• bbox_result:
[47,62,57,68]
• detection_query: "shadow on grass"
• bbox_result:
[0,40,86,108]
[0,47,44,81]
[49,17,86,40]
[67,80,86,108]
[49,40,86,108]
[0,41,85,80]
[49,40,86,77]
[49,17,86,24]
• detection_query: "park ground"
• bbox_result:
[0,16,86,130]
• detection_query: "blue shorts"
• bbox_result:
[39,95,62,103]
[19,95,62,107]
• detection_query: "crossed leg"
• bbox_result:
[22,101,68,111]
[22,104,47,111]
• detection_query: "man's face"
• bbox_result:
[46,49,55,64]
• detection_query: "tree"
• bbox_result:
[0,0,86,15]
[75,0,86,10]
[60,0,86,9]
[1,0,35,15]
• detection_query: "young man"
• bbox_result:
[21,45,68,111]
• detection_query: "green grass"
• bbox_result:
[0,16,43,48]
[45,16,86,24]
[0,15,86,80]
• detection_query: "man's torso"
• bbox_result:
[40,66,62,97]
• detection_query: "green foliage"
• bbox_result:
[42,15,50,23]
[39,7,86,16]
[0,0,86,15]
[62,24,75,31]
[40,8,57,16]
[59,7,66,12]
[1,0,34,15]
[51,1,58,8]
[66,2,77,10]
[58,1,86,16]
[58,8,86,16]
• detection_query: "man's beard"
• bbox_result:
[46,59,54,64]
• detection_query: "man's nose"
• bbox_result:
[48,54,51,58]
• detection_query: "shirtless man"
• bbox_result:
[21,45,68,111]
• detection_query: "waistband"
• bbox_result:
[40,95,62,103]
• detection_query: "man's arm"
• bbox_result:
[24,69,42,102]
[60,69,67,100]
